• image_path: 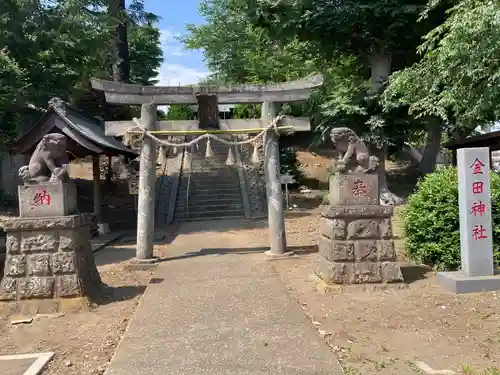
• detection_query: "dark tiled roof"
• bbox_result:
[13,98,138,158]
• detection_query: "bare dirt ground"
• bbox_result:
[271,251,500,375]
[0,240,169,375]
[1,152,493,375]
[0,214,319,375]
[1,210,499,375]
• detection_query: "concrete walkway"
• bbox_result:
[104,221,344,375]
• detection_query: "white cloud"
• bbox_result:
[159,29,181,45]
[159,28,188,58]
[155,63,209,112]
[157,63,209,86]
[156,27,209,87]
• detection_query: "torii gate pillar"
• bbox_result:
[135,103,158,263]
[262,101,289,257]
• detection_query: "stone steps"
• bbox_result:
[172,138,245,222]
[180,203,244,211]
[176,195,243,205]
[174,210,245,222]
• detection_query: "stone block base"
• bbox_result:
[310,273,407,295]
[315,256,403,284]
[316,204,404,285]
[437,271,500,294]
[330,173,379,206]
[3,296,93,315]
[98,223,111,235]
[0,214,101,301]
[18,183,77,218]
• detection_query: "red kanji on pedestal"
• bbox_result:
[32,188,51,206]
[470,158,486,175]
[472,224,488,240]
[352,179,368,197]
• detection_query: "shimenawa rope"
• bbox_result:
[131,114,284,148]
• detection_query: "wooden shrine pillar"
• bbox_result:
[135,103,158,263]
[262,101,289,256]
[92,156,110,234]
[197,94,219,129]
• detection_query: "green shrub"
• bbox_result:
[279,146,302,184]
[403,166,500,271]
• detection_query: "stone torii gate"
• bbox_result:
[90,76,323,264]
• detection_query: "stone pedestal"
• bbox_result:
[0,214,101,311]
[18,183,77,218]
[316,174,403,285]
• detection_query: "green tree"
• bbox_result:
[247,0,448,203]
[166,105,196,120]
[182,0,317,84]
[0,49,27,147]
[384,0,500,139]
[0,0,163,149]
[129,16,163,85]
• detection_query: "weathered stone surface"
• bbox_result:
[51,252,75,274]
[20,232,58,252]
[0,277,18,300]
[318,168,403,285]
[322,205,393,219]
[353,262,382,283]
[2,213,100,302]
[59,230,79,252]
[354,240,378,262]
[18,183,77,218]
[381,262,403,283]
[319,218,345,239]
[5,234,20,254]
[55,275,81,297]
[3,214,92,231]
[330,174,379,206]
[20,277,54,299]
[379,219,393,238]
[316,257,352,284]
[347,219,380,239]
[318,236,354,262]
[27,254,51,276]
[5,255,27,276]
[378,240,396,261]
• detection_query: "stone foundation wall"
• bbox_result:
[316,205,403,284]
[0,214,101,302]
[235,136,266,219]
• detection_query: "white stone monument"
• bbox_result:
[438,147,500,293]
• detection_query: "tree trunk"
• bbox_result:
[110,0,130,83]
[418,117,442,174]
[369,52,392,94]
[368,52,404,205]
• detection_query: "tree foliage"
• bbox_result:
[165,105,196,121]
[0,0,163,143]
[384,0,500,131]
[247,0,433,63]
[182,0,317,84]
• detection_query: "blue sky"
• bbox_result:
[142,0,210,86]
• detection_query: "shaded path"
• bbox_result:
[104,220,343,375]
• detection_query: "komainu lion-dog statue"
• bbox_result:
[19,133,70,184]
[329,127,380,174]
